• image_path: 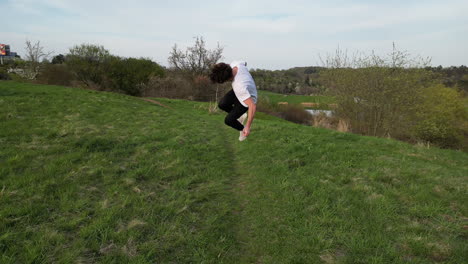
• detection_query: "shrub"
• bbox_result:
[37,64,75,86]
[105,56,164,96]
[141,75,194,99]
[311,113,344,131]
[322,67,437,138]
[459,74,468,95]
[192,75,229,102]
[256,96,314,125]
[413,84,467,149]
[141,72,230,102]
[280,104,312,125]
[320,45,437,139]
[65,44,165,95]
[321,46,468,150]
[0,67,11,80]
[66,44,110,87]
[192,75,212,101]
[256,95,279,114]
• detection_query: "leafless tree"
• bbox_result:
[168,36,223,75]
[23,40,53,79]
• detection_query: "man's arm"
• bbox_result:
[242,97,256,137]
[232,66,238,78]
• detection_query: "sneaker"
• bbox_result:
[238,113,247,125]
[239,131,247,141]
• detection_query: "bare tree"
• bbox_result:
[168,36,223,75]
[319,46,354,69]
[23,40,53,79]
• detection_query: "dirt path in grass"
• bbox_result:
[140,98,173,109]
[219,125,263,262]
[138,98,258,259]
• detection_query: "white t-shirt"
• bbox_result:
[230,61,257,107]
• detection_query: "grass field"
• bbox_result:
[258,90,335,108]
[1,81,467,263]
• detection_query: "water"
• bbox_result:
[305,109,333,117]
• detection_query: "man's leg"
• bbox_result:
[224,103,248,131]
[218,89,236,113]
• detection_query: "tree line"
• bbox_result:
[251,65,468,96]
[0,37,228,101]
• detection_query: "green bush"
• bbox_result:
[413,84,467,149]
[66,44,110,87]
[321,67,436,138]
[105,56,164,96]
[65,44,165,95]
[319,46,441,142]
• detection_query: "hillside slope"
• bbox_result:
[1,82,467,263]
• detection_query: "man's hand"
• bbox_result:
[242,97,256,138]
[242,126,251,137]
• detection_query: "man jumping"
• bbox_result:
[209,61,258,141]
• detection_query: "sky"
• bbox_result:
[1,0,467,69]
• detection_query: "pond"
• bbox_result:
[305,109,333,117]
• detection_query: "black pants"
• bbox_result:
[218,89,248,131]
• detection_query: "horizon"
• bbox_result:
[1,0,467,70]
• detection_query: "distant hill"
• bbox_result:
[251,66,326,95]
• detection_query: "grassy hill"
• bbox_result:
[1,82,467,263]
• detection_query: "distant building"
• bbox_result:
[0,44,10,55]
[0,44,20,62]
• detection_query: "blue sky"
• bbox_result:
[1,0,467,69]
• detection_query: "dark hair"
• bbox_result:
[209,63,233,83]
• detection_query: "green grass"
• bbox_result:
[1,81,467,263]
[258,90,335,107]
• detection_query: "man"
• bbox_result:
[209,61,257,141]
